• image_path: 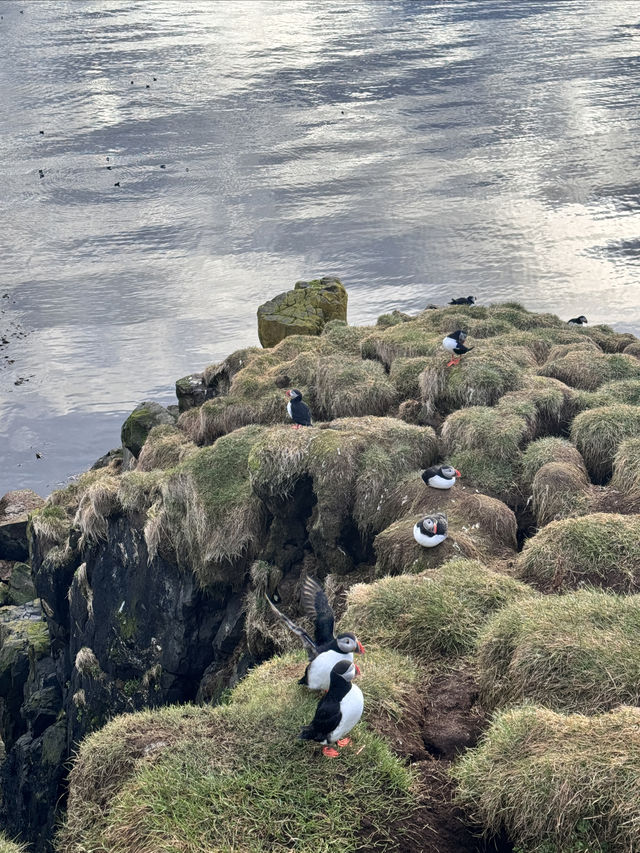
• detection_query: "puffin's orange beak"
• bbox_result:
[354,663,361,676]
[455,470,461,477]
[433,523,437,535]
[285,390,291,398]
[357,640,365,654]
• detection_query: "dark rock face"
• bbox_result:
[120,402,176,458]
[0,490,44,560]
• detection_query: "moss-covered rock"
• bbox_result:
[477,589,640,712]
[257,277,347,347]
[453,704,640,852]
[571,404,640,482]
[5,562,36,606]
[120,402,176,459]
[516,513,640,592]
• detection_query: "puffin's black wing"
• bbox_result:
[421,466,440,485]
[265,594,318,661]
[454,344,473,355]
[299,697,342,742]
[292,400,312,426]
[301,577,335,645]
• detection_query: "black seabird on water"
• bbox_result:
[449,296,475,305]
[421,465,460,490]
[568,316,588,325]
[442,330,473,366]
[286,388,312,427]
[413,513,448,548]
[299,659,364,758]
[266,576,364,691]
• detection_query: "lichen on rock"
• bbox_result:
[257,276,347,348]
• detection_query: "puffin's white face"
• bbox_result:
[440,466,458,479]
[337,633,364,654]
[340,661,360,682]
[421,517,437,533]
[286,389,301,401]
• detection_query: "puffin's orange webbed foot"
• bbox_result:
[337,737,351,747]
[322,746,340,758]
[446,357,461,367]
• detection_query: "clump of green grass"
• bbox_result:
[595,377,640,405]
[531,461,591,526]
[314,356,398,420]
[74,476,121,548]
[570,404,640,482]
[539,348,640,391]
[447,451,518,505]
[58,654,418,853]
[343,561,532,663]
[160,425,266,585]
[29,504,71,554]
[375,310,413,328]
[452,704,640,852]
[136,424,196,471]
[321,319,377,353]
[477,589,640,712]
[0,835,29,853]
[610,437,640,496]
[360,323,442,367]
[389,356,432,400]
[581,324,638,353]
[623,340,640,358]
[520,437,587,491]
[516,512,640,592]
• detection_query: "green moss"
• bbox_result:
[25,620,50,657]
[477,589,640,712]
[516,513,640,592]
[452,705,640,852]
[571,404,640,482]
[343,560,533,663]
[59,654,417,853]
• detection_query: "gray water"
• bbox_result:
[2,0,640,497]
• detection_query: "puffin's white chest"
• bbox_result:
[413,523,447,548]
[442,336,458,352]
[307,650,353,691]
[427,474,455,490]
[287,401,293,418]
[327,684,364,744]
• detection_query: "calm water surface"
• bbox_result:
[2,0,640,495]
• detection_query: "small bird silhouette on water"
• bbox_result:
[130,80,134,85]
[39,130,44,135]
[153,76,157,81]
[106,166,112,170]
[146,84,150,88]
[38,169,44,178]
[35,452,42,460]
[114,181,120,187]
[160,164,166,169]
[449,296,476,306]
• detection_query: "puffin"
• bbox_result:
[449,296,476,306]
[421,465,460,490]
[299,659,364,758]
[413,513,448,548]
[265,576,365,691]
[442,330,473,366]
[286,389,312,428]
[567,316,588,325]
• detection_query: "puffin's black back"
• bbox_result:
[290,397,312,426]
[299,662,352,742]
[421,465,440,484]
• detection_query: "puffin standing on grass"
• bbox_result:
[442,330,473,367]
[286,389,312,428]
[413,513,448,547]
[266,576,365,691]
[421,465,460,490]
[567,316,588,325]
[449,296,476,306]
[299,659,364,758]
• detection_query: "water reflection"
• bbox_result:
[1,0,640,495]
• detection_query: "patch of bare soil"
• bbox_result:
[421,667,485,759]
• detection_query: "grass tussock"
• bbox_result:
[388,356,432,400]
[581,324,637,353]
[516,512,640,592]
[136,424,196,471]
[343,561,532,663]
[59,655,417,853]
[452,704,640,852]
[117,470,167,515]
[477,589,640,712]
[531,461,591,526]
[596,377,640,405]
[74,477,121,548]
[161,426,267,585]
[520,436,587,491]
[623,340,640,358]
[0,836,29,853]
[570,404,640,482]
[29,504,71,554]
[539,348,640,391]
[610,436,640,496]
[361,323,442,367]
[314,356,398,420]
[321,319,377,354]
